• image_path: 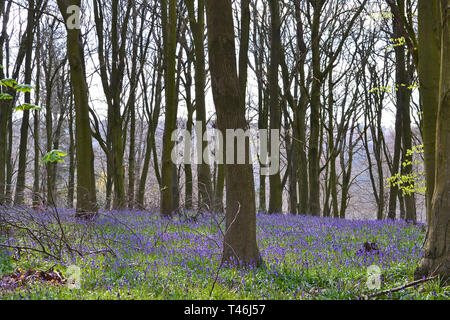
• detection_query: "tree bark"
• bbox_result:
[160,0,178,217]
[14,0,35,205]
[415,0,450,282]
[0,1,11,200]
[308,1,322,216]
[185,0,213,212]
[206,0,262,266]
[417,0,441,224]
[67,98,75,208]
[268,0,282,214]
[57,0,97,216]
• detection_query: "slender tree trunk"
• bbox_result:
[214,163,225,213]
[392,2,416,222]
[127,92,136,209]
[67,98,75,208]
[45,57,55,205]
[185,117,193,210]
[327,72,339,218]
[287,126,298,215]
[5,109,13,205]
[0,1,11,201]
[183,54,194,211]
[137,59,162,207]
[14,0,35,205]
[388,14,407,220]
[33,30,41,207]
[308,2,323,216]
[252,6,267,213]
[186,0,213,212]
[160,0,178,217]
[268,0,282,214]
[127,5,139,209]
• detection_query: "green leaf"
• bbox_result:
[14,84,34,93]
[0,78,17,88]
[14,104,42,112]
[42,150,68,164]
[0,93,13,100]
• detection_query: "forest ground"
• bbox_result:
[0,209,449,300]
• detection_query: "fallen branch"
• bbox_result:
[366,276,437,299]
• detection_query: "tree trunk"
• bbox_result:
[14,0,35,205]
[415,0,450,281]
[308,2,323,216]
[268,0,282,214]
[137,58,162,207]
[0,1,11,201]
[33,29,41,207]
[183,56,194,211]
[67,99,75,208]
[392,2,416,222]
[57,0,97,216]
[206,0,262,266]
[252,6,267,214]
[160,0,178,217]
[186,0,213,212]
[388,15,406,220]
[417,0,441,224]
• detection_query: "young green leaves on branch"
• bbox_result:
[41,150,68,165]
[386,145,426,196]
[0,66,66,166]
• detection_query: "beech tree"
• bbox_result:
[205,0,262,266]
[56,0,97,216]
[160,0,178,217]
[415,0,449,282]
[267,0,282,214]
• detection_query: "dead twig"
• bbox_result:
[366,276,437,299]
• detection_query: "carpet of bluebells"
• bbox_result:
[0,209,449,300]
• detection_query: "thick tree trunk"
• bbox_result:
[57,0,97,216]
[206,0,262,266]
[417,0,441,224]
[415,0,450,282]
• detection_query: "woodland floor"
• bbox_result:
[0,209,449,300]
